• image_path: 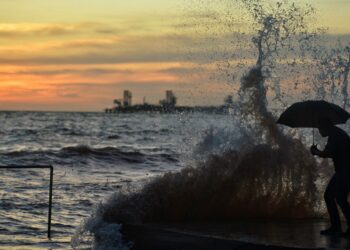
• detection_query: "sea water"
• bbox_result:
[0,111,234,249]
[2,0,350,249]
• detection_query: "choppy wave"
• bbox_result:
[1,145,178,165]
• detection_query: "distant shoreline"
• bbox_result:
[0,110,102,113]
[105,104,231,114]
[0,106,230,114]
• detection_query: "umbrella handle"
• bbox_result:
[312,127,315,146]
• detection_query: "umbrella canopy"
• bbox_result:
[277,100,350,128]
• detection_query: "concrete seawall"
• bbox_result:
[121,221,341,250]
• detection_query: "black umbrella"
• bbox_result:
[277,100,350,144]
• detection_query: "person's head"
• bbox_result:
[317,118,333,137]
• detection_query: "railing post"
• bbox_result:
[48,165,53,239]
[0,165,54,238]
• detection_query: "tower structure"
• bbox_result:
[123,90,132,107]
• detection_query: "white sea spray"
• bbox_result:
[72,0,350,248]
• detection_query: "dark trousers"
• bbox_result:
[324,172,350,228]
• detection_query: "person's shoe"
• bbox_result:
[320,227,342,236]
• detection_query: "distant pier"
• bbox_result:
[105,90,233,114]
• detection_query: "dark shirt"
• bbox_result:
[324,127,350,172]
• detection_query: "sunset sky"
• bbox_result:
[0,0,349,111]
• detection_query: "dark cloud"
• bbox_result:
[0,51,181,65]
[0,26,74,37]
[0,86,49,96]
[95,28,119,34]
[57,92,80,98]
[0,39,237,65]
[0,68,133,76]
[54,39,118,49]
[0,22,111,38]
[0,33,348,66]
[159,66,204,75]
[50,81,181,89]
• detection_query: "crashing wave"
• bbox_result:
[71,0,348,248]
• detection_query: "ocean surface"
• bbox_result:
[0,111,233,249]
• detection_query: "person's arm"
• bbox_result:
[310,135,335,158]
[310,144,333,158]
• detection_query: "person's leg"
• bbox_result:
[322,175,341,234]
[335,172,350,235]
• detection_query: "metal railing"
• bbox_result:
[0,165,53,238]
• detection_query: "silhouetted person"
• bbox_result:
[310,118,350,237]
